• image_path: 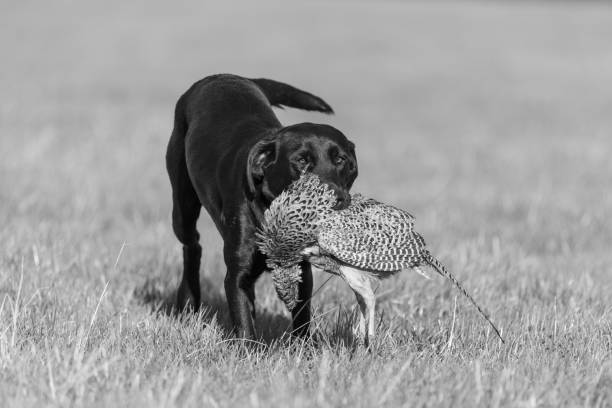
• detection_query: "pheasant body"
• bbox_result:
[257,173,504,344]
[318,194,427,272]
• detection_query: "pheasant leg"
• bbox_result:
[339,266,376,347]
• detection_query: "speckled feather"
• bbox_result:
[269,265,302,310]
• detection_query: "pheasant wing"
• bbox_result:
[318,196,428,272]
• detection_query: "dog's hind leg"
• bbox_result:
[166,104,203,312]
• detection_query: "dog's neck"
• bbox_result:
[247,193,270,227]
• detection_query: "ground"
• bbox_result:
[1,1,611,407]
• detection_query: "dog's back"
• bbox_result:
[178,75,281,134]
[173,74,333,145]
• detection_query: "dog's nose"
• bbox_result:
[333,190,351,210]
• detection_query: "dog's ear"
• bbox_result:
[246,137,278,195]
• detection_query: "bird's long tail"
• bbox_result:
[422,251,505,343]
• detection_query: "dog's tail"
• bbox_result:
[251,78,334,114]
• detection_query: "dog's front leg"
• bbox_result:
[291,261,313,338]
[224,272,256,339]
[223,243,265,339]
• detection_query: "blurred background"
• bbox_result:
[1,0,611,325]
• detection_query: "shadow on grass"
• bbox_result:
[131,276,447,352]
[132,275,294,344]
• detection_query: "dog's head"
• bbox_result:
[247,123,358,209]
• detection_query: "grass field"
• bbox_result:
[1,1,612,407]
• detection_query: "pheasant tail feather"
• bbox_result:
[423,251,505,343]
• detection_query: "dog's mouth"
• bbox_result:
[317,180,351,210]
[332,190,351,210]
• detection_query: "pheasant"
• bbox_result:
[256,172,504,346]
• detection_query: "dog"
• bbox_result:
[166,74,358,339]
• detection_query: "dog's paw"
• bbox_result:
[176,283,200,312]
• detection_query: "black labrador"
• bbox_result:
[166,74,358,339]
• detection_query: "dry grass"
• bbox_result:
[1,1,611,407]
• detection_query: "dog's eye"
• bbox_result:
[296,157,308,165]
[334,156,346,166]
